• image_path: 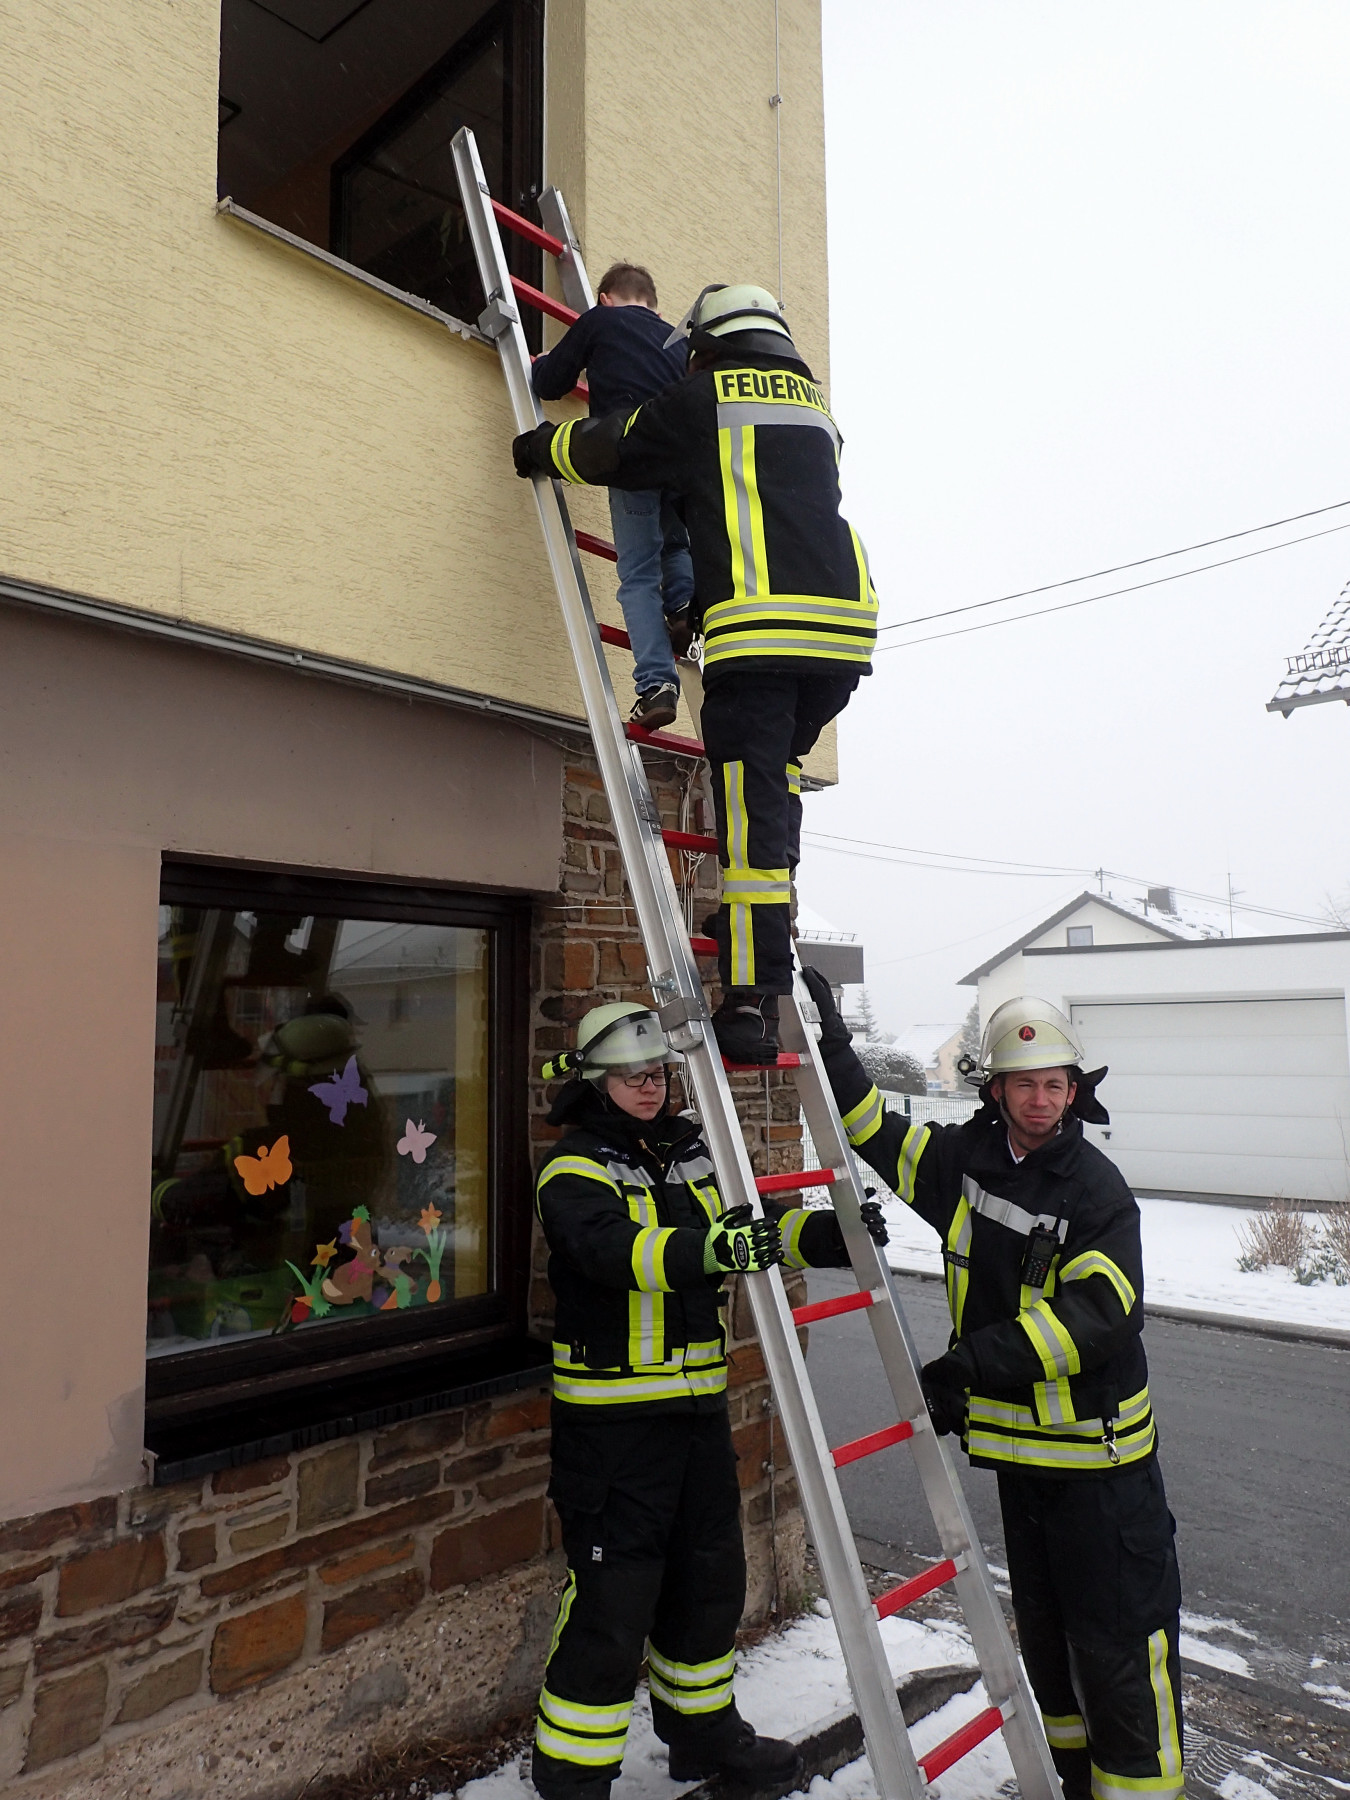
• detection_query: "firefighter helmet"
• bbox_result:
[979,997,1085,1076]
[664,283,800,360]
[542,1002,679,1083]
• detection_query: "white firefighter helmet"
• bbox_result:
[664,282,793,348]
[979,997,1085,1076]
[542,1001,679,1084]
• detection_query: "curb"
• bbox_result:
[886,1266,1350,1350]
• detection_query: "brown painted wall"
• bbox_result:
[0,605,563,1521]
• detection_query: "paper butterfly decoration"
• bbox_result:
[308,1055,368,1126]
[234,1135,292,1196]
[397,1119,437,1164]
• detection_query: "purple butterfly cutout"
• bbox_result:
[308,1055,368,1126]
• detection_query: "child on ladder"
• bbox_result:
[531,262,694,731]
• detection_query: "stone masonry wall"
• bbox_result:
[0,744,812,1799]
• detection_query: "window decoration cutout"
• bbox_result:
[149,905,491,1356]
[397,1118,438,1163]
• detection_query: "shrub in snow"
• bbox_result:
[854,1041,926,1096]
[1235,1199,1313,1273]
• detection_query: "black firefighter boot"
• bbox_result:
[667,1708,802,1788]
[709,989,780,1065]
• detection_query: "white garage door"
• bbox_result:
[1069,997,1350,1202]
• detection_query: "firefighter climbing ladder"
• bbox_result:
[451,128,1062,1800]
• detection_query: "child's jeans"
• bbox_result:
[607,489,695,696]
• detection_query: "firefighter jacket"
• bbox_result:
[537,1081,851,1415]
[818,1044,1154,1476]
[517,350,878,678]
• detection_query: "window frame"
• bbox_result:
[1066,925,1095,948]
[145,858,534,1430]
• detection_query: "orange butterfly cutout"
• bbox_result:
[234,1135,293,1196]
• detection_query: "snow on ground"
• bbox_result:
[446,1605,1008,1800]
[876,1194,1350,1332]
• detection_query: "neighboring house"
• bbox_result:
[961,896,1350,1204]
[796,902,865,986]
[0,4,831,1789]
[1268,576,1350,716]
[891,1024,966,1094]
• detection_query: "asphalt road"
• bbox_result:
[802,1269,1350,1661]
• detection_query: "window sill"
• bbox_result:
[215,197,492,348]
[144,1334,551,1486]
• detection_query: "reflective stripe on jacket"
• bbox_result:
[536,1106,849,1417]
[828,1054,1153,1476]
[538,354,878,677]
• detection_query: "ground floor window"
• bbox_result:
[148,863,529,1417]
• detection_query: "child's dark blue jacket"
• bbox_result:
[531,304,687,417]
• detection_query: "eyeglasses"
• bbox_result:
[618,1067,667,1089]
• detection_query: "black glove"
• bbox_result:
[921,1348,975,1438]
[859,1199,888,1246]
[800,966,851,1052]
[512,423,557,479]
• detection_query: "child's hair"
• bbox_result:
[597,262,658,306]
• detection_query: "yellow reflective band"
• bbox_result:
[722,867,792,904]
[1090,1770,1184,1800]
[1148,1629,1182,1780]
[540,1156,621,1193]
[647,1644,736,1714]
[849,525,876,607]
[1060,1250,1137,1314]
[535,1725,628,1768]
[1018,1299,1082,1381]
[786,760,802,796]
[777,1209,813,1269]
[894,1122,931,1206]
[627,1289,665,1365]
[545,1571,577,1666]
[719,427,746,597]
[1042,1712,1087,1751]
[944,1196,973,1336]
[1033,1377,1077,1427]
[630,1226,675,1292]
[690,1179,721,1226]
[841,1086,885,1147]
[966,1385,1156,1471]
[539,1689,634,1734]
[550,420,587,485]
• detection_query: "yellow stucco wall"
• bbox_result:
[0,0,833,769]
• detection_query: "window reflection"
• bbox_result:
[149,906,491,1355]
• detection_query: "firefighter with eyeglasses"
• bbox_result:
[801,969,1183,1800]
[513,284,878,1066]
[530,1000,889,1800]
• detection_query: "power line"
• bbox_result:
[874,519,1350,654]
[876,496,1350,635]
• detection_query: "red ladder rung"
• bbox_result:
[755,1167,838,1196]
[918,1704,1006,1782]
[598,623,630,650]
[690,935,718,957]
[491,199,565,257]
[662,830,719,854]
[575,530,618,562]
[831,1419,914,1468]
[511,275,578,327]
[626,723,705,757]
[792,1289,877,1327]
[873,1557,959,1621]
[722,1052,803,1071]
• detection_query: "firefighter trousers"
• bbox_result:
[700,669,860,993]
[997,1458,1183,1800]
[533,1408,748,1794]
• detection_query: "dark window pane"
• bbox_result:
[149,905,493,1356]
[217,0,541,327]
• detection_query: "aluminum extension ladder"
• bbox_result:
[451,127,1061,1800]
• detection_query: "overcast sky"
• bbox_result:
[802,0,1350,1032]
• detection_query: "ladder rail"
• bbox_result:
[783,986,1064,1796]
[451,126,925,1800]
[454,129,1061,1800]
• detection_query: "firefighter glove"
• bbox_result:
[921,1348,976,1437]
[704,1204,784,1274]
[859,1199,889,1245]
[512,424,556,479]
[800,966,852,1052]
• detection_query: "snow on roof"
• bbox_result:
[959,888,1226,983]
[891,1023,964,1066]
[1268,578,1350,716]
[794,901,858,944]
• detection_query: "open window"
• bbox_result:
[145,862,536,1478]
[218,0,543,336]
